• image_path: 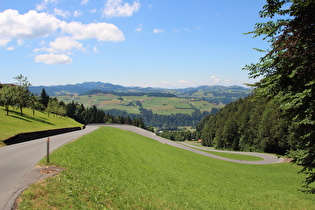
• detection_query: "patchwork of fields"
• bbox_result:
[57,94,224,115]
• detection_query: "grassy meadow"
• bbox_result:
[57,94,222,115]
[18,127,314,209]
[0,106,82,145]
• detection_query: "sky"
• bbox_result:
[0,0,270,88]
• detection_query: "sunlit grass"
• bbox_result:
[0,106,82,142]
[18,127,314,209]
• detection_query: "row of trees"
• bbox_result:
[157,130,197,141]
[66,100,151,130]
[0,75,58,116]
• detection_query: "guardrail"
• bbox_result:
[4,126,84,145]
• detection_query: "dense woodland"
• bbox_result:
[104,107,218,128]
[195,95,290,154]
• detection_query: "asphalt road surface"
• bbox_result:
[0,124,284,209]
[0,126,99,210]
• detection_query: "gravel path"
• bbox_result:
[95,124,285,165]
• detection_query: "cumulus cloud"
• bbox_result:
[0,9,125,64]
[153,29,164,33]
[49,36,83,52]
[0,9,125,47]
[61,21,125,41]
[54,8,70,18]
[0,9,61,46]
[35,53,72,64]
[103,0,140,18]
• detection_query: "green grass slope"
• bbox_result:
[0,106,82,145]
[18,127,314,209]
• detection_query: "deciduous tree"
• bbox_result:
[244,0,315,192]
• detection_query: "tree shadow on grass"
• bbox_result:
[6,110,55,126]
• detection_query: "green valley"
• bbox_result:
[57,93,223,115]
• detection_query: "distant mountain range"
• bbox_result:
[29,82,252,104]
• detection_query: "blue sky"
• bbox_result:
[0,0,269,88]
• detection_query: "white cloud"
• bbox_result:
[35,53,72,64]
[61,21,125,42]
[6,46,14,50]
[90,9,97,14]
[54,8,70,18]
[36,0,58,11]
[17,39,24,46]
[0,37,11,47]
[153,29,164,33]
[135,24,142,32]
[93,46,99,53]
[103,0,140,18]
[74,10,83,17]
[0,9,125,47]
[210,75,221,83]
[49,36,83,52]
[0,9,61,46]
[81,0,90,5]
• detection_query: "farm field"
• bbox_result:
[57,94,223,115]
[17,127,314,209]
[0,106,82,146]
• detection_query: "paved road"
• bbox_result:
[0,126,99,210]
[0,124,284,209]
[98,124,285,165]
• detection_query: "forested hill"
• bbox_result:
[196,94,290,154]
[29,82,252,104]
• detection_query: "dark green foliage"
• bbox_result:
[157,130,196,142]
[197,95,290,154]
[65,101,149,130]
[40,88,50,108]
[244,0,315,192]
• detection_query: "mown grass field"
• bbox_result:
[58,94,223,115]
[0,106,82,145]
[18,127,314,209]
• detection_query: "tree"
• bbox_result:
[40,88,50,108]
[13,74,32,116]
[244,0,315,192]
[0,85,17,115]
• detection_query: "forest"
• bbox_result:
[195,95,290,154]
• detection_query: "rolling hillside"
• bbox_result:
[30,82,252,104]
[0,106,82,146]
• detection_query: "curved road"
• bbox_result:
[99,124,285,165]
[0,126,99,210]
[0,124,284,209]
